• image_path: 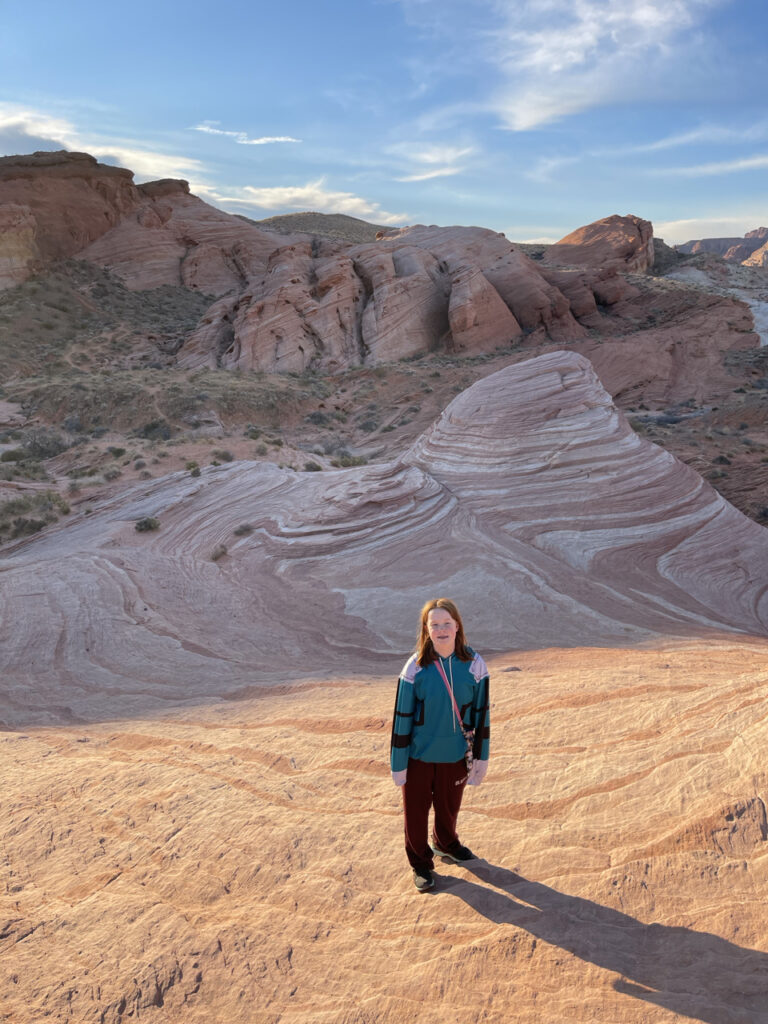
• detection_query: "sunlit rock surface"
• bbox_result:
[544,214,655,273]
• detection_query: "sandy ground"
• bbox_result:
[4,641,768,1023]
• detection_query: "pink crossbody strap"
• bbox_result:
[434,658,464,727]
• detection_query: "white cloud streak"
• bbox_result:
[387,142,474,165]
[396,167,462,182]
[385,141,474,184]
[651,154,768,177]
[192,122,302,145]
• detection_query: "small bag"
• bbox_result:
[434,659,475,772]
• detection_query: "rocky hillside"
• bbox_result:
[242,210,392,243]
[1,149,768,531]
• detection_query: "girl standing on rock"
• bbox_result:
[390,598,490,892]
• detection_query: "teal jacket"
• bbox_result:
[390,650,490,772]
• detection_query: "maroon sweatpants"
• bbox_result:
[402,757,468,870]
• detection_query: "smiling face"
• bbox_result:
[427,607,458,658]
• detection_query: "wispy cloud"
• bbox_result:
[192,121,301,145]
[651,154,768,177]
[394,0,729,132]
[490,0,723,130]
[525,155,581,183]
[0,104,207,180]
[210,178,408,224]
[396,167,462,182]
[386,141,474,183]
[590,120,768,158]
[387,143,473,165]
[636,122,768,153]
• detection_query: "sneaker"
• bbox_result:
[413,867,435,892]
[431,841,475,863]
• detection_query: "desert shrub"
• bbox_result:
[22,428,69,459]
[303,460,323,472]
[233,523,253,536]
[135,517,160,532]
[255,443,268,456]
[185,461,199,471]
[0,449,26,463]
[0,461,49,482]
[108,446,126,457]
[306,411,330,426]
[10,517,47,537]
[0,489,70,543]
[211,543,228,561]
[138,419,172,441]
[133,459,146,469]
[190,467,201,477]
[331,454,368,468]
[103,467,121,481]
[212,449,234,462]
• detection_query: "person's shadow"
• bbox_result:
[436,860,768,1022]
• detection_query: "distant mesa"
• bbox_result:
[676,227,768,263]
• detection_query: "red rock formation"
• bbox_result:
[180,225,605,372]
[80,188,297,294]
[447,263,522,352]
[544,214,655,273]
[575,290,758,406]
[0,151,140,276]
[743,240,768,268]
[0,202,39,288]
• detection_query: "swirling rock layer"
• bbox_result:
[1,350,766,727]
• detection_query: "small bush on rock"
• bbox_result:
[135,517,160,532]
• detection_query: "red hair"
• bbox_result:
[415,597,472,666]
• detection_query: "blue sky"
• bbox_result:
[1,0,766,244]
